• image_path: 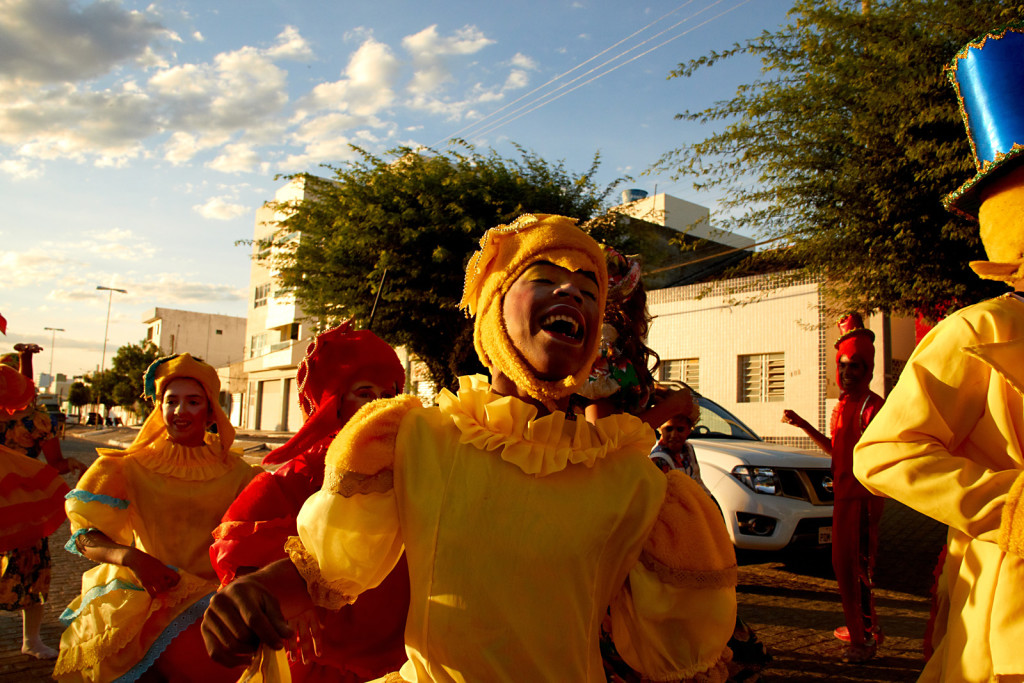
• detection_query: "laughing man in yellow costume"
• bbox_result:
[854,25,1024,683]
[202,214,737,682]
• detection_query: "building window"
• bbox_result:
[215,329,223,335]
[660,358,699,392]
[254,283,271,308]
[250,333,267,358]
[738,352,785,403]
[146,327,154,341]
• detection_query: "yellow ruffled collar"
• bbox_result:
[437,375,655,477]
[99,433,240,481]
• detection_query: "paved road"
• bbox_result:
[2,434,947,682]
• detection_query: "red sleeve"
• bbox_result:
[210,462,318,585]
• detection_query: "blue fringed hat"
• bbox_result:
[944,25,1024,221]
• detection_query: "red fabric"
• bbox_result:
[0,446,69,553]
[211,439,410,681]
[0,366,35,416]
[830,391,884,500]
[835,331,875,375]
[832,495,884,646]
[263,324,404,466]
[0,312,6,335]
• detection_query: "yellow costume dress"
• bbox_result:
[55,354,258,683]
[288,375,737,682]
[855,293,1024,682]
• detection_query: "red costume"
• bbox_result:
[829,316,885,650]
[210,325,411,682]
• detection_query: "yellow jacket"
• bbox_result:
[854,293,1024,682]
[289,376,737,682]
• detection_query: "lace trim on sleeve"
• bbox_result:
[639,549,738,590]
[284,536,354,611]
[322,467,394,497]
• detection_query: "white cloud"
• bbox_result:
[193,30,204,42]
[403,25,494,95]
[509,53,537,70]
[0,157,42,179]
[0,0,171,83]
[1,249,71,282]
[128,273,246,303]
[266,25,313,61]
[194,196,250,220]
[297,38,398,119]
[208,143,264,174]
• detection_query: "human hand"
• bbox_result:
[125,549,180,596]
[781,409,805,428]
[201,574,294,669]
[286,607,324,665]
[62,458,88,479]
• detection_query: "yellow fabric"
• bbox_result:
[459,214,608,404]
[325,394,422,476]
[55,437,257,681]
[293,376,734,682]
[971,168,1024,283]
[239,644,293,683]
[854,294,1024,681]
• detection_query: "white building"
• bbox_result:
[142,307,246,368]
[646,270,916,448]
[237,177,312,432]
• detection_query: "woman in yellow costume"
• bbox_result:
[55,353,257,682]
[202,214,737,682]
[855,25,1024,682]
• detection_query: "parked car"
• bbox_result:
[671,388,834,551]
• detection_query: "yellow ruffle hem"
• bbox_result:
[54,434,257,682]
[291,375,737,682]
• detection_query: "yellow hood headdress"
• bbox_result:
[128,353,234,453]
[460,213,607,404]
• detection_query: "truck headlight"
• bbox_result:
[731,466,779,495]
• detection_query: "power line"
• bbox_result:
[431,0,701,147]
[468,0,755,141]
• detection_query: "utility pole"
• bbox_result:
[96,286,127,373]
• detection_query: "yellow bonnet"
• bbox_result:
[460,214,607,404]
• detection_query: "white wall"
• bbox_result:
[647,273,829,441]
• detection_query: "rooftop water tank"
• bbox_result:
[621,188,649,204]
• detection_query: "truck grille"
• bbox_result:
[775,468,833,505]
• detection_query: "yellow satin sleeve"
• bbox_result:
[290,488,404,611]
[610,470,737,681]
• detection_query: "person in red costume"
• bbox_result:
[782,314,885,663]
[208,323,410,682]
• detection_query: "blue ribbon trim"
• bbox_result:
[59,577,144,627]
[112,592,214,683]
[66,488,130,509]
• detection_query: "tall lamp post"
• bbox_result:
[43,326,65,383]
[96,286,127,373]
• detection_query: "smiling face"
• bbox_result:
[336,375,399,425]
[658,416,693,454]
[501,261,601,381]
[837,354,869,393]
[161,377,210,447]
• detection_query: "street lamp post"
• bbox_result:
[96,286,127,373]
[43,326,65,382]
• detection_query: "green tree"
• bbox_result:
[653,0,1024,318]
[267,143,621,390]
[86,341,161,422]
[68,381,90,418]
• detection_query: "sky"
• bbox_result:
[0,0,793,380]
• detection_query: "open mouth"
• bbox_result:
[539,309,585,343]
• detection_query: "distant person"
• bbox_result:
[209,324,411,680]
[650,411,708,491]
[783,314,885,663]
[55,354,258,682]
[0,342,84,660]
[855,26,1024,681]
